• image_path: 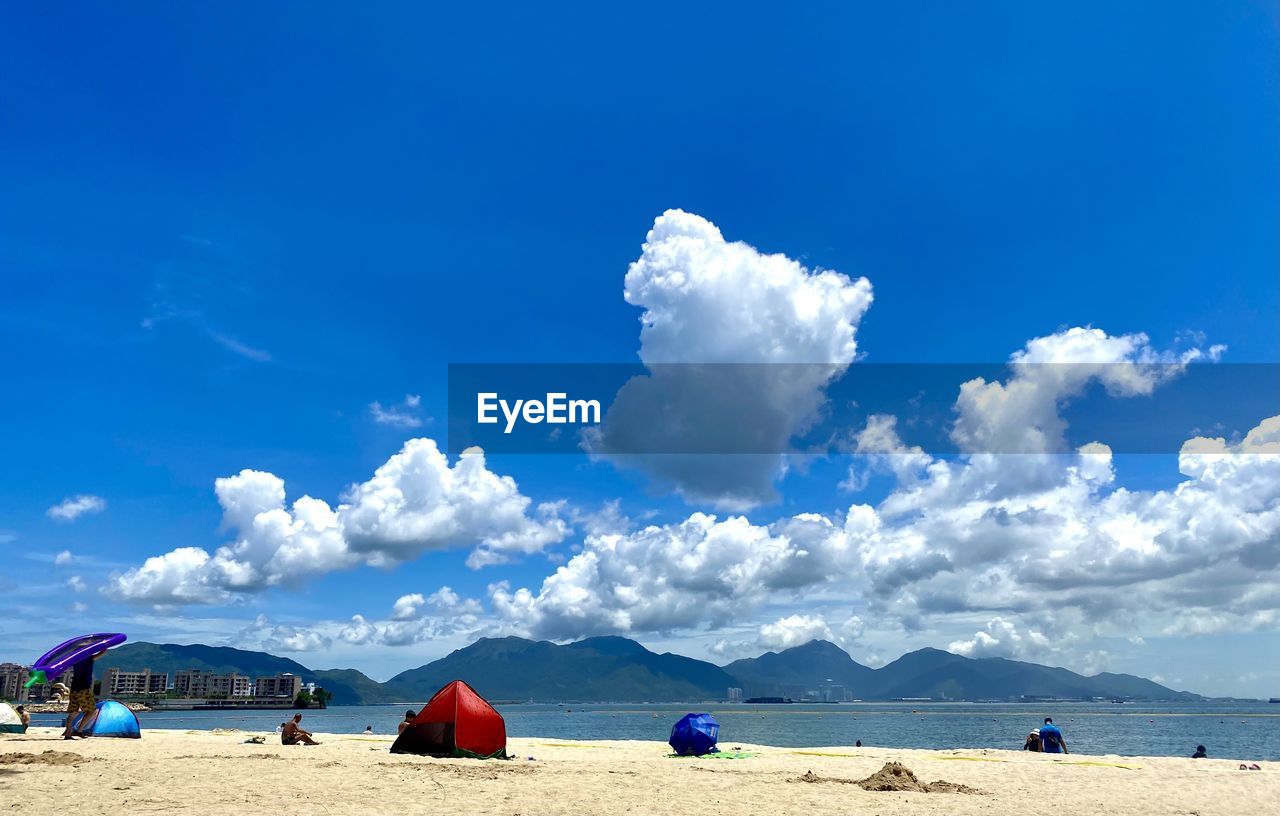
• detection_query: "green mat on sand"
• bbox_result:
[667,751,756,759]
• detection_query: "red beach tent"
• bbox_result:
[390,679,507,758]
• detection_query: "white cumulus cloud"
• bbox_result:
[490,511,858,640]
[106,439,566,605]
[757,614,835,650]
[947,617,1052,660]
[593,209,873,508]
[488,326,1277,664]
[341,440,568,569]
[390,593,426,621]
[239,616,333,653]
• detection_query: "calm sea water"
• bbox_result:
[30,701,1280,760]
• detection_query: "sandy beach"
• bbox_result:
[2,728,1275,815]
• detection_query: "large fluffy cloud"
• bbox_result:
[593,210,873,508]
[495,409,1279,645]
[341,440,567,569]
[624,210,871,366]
[106,440,566,604]
[489,511,859,639]
[947,617,1052,660]
[490,328,1278,660]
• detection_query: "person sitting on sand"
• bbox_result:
[398,709,415,735]
[276,722,285,734]
[62,649,106,739]
[363,725,373,735]
[1039,717,1067,754]
[282,713,320,746]
[1192,745,1207,758]
[1023,729,1042,751]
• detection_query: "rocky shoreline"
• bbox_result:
[19,701,151,713]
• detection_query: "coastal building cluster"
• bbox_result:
[1,662,304,703]
[1,662,73,701]
[107,668,169,696]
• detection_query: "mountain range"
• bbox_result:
[94,636,1201,705]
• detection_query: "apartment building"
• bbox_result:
[255,673,302,700]
[4,665,73,702]
[0,663,29,701]
[173,669,253,698]
[103,668,169,696]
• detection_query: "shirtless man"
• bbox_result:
[281,713,320,745]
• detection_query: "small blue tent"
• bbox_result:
[72,700,141,738]
[669,712,719,756]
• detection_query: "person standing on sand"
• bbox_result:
[16,705,30,728]
[1039,717,1067,753]
[282,713,320,745]
[62,649,105,739]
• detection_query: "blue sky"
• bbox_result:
[2,2,1277,696]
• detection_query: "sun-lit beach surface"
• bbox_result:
[3,728,1276,815]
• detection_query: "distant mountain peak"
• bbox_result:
[94,636,1200,705]
[790,639,849,654]
[567,636,650,655]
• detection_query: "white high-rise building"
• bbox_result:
[104,668,169,696]
[173,670,253,698]
[255,673,302,700]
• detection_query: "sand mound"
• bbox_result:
[925,780,985,794]
[0,750,87,766]
[791,770,855,784]
[857,762,929,792]
[789,763,987,794]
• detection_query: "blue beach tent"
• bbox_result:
[72,700,141,738]
[669,712,719,756]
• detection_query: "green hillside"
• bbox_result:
[88,637,1202,705]
[726,643,1202,701]
[97,642,393,705]
[386,636,738,702]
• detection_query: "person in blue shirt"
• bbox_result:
[1039,717,1067,753]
